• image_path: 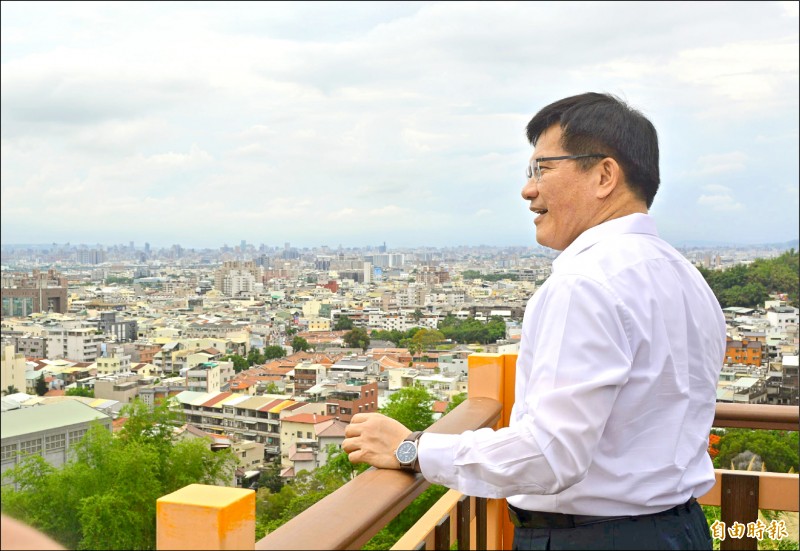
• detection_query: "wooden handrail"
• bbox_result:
[256,397,502,551]
[713,403,799,431]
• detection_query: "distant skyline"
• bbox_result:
[2,1,799,249]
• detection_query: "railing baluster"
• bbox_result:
[434,515,450,550]
[457,495,470,551]
[720,473,759,551]
[476,497,487,551]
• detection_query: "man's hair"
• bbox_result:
[526,92,660,208]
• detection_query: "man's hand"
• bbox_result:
[342,413,412,469]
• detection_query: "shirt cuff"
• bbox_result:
[417,432,461,484]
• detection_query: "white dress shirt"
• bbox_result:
[419,213,726,516]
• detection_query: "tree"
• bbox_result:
[66,387,94,398]
[263,345,287,360]
[247,347,266,366]
[1,398,238,550]
[380,385,435,432]
[2,385,20,396]
[343,327,370,351]
[35,373,47,396]
[713,428,798,473]
[291,336,311,352]
[411,328,445,350]
[334,315,354,331]
[444,392,467,414]
[221,353,249,372]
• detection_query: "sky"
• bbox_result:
[1,1,798,251]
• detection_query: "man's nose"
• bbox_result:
[521,177,538,201]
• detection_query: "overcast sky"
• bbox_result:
[1,1,798,250]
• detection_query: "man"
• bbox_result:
[342,92,726,550]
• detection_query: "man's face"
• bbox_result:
[521,125,600,251]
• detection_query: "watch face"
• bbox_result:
[395,440,417,464]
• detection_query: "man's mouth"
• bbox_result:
[531,208,548,215]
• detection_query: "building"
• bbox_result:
[44,325,105,362]
[94,312,138,343]
[306,379,379,423]
[0,269,68,316]
[1,345,27,395]
[185,362,224,393]
[1,400,112,483]
[724,338,763,367]
[94,373,140,403]
[0,331,48,358]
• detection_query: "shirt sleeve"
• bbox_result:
[418,275,633,498]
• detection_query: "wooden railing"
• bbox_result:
[154,353,799,551]
[255,396,502,550]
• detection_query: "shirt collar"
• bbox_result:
[552,213,659,272]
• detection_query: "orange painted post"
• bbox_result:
[468,353,518,550]
[157,484,255,550]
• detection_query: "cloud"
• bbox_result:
[694,152,748,176]
[697,184,744,212]
[1,1,797,247]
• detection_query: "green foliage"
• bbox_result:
[698,250,799,308]
[461,270,519,282]
[35,373,47,396]
[445,392,467,414]
[1,398,238,550]
[370,329,407,346]
[221,353,249,372]
[66,387,94,398]
[411,328,446,350]
[255,447,369,539]
[291,336,311,352]
[247,347,266,366]
[438,315,507,344]
[713,429,799,473]
[334,315,354,331]
[105,276,133,284]
[361,484,449,550]
[263,345,287,360]
[3,385,20,396]
[380,385,435,432]
[343,327,370,351]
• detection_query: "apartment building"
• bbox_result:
[306,379,379,422]
[176,391,299,463]
[44,325,105,362]
[725,338,763,367]
[0,331,47,358]
[1,345,27,395]
[280,413,338,471]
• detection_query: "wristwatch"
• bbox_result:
[395,431,423,472]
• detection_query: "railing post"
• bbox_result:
[468,354,517,550]
[156,484,255,550]
[720,473,759,551]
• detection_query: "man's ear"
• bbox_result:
[595,157,621,200]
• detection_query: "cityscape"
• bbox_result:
[0,235,797,548]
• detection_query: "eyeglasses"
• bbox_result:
[526,154,606,182]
